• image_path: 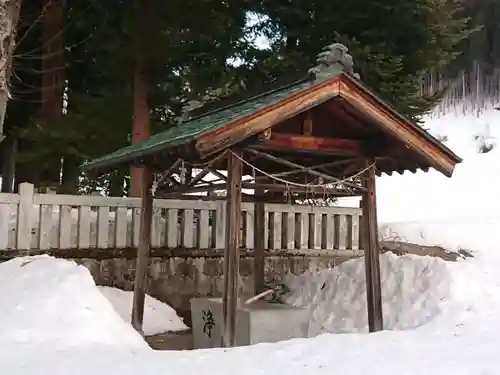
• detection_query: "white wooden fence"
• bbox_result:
[0,183,362,252]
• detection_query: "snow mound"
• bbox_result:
[283,252,452,335]
[99,286,188,335]
[0,256,148,354]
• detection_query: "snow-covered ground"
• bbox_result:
[1,106,499,374]
[99,286,188,335]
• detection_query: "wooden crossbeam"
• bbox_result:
[253,158,358,181]
[258,133,362,156]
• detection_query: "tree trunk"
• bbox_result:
[0,0,22,138]
[60,155,79,194]
[129,0,152,198]
[108,170,126,197]
[39,0,65,188]
[0,136,16,192]
[130,55,149,197]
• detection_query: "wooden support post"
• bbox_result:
[131,166,153,334]
[254,188,265,294]
[361,159,383,332]
[221,150,243,347]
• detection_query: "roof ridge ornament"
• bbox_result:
[308,43,360,79]
[179,100,204,123]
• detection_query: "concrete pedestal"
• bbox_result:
[190,297,309,349]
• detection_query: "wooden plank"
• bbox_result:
[151,208,162,248]
[34,194,220,211]
[254,189,265,294]
[0,204,11,250]
[259,133,362,156]
[361,159,383,332]
[132,208,141,247]
[155,198,219,210]
[222,150,243,348]
[131,167,153,334]
[115,207,128,248]
[245,209,254,249]
[199,209,210,248]
[167,209,178,248]
[338,214,348,250]
[267,203,361,216]
[215,201,226,249]
[77,206,91,249]
[313,213,322,249]
[183,209,195,248]
[97,206,110,249]
[196,77,341,157]
[351,214,360,250]
[299,212,309,249]
[272,211,282,249]
[264,209,269,249]
[326,213,335,249]
[58,206,72,248]
[17,183,34,250]
[39,205,54,250]
[286,212,295,249]
[35,193,141,208]
[0,193,19,204]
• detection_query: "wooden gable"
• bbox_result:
[196,73,461,177]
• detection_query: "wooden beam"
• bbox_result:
[253,158,358,181]
[258,133,362,156]
[361,159,383,332]
[152,180,361,198]
[153,158,182,189]
[221,150,243,347]
[187,168,210,187]
[254,188,266,294]
[131,166,153,334]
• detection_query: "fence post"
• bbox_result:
[17,183,34,250]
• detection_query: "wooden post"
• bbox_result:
[131,166,153,334]
[221,150,243,347]
[361,159,383,332]
[254,188,265,294]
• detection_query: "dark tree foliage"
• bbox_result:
[4,0,473,194]
[242,0,471,122]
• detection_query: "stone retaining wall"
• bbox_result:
[79,254,355,325]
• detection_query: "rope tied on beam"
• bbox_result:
[229,150,374,190]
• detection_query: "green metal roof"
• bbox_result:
[81,72,338,172]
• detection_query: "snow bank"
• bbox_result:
[99,286,188,335]
[0,256,148,354]
[283,252,452,335]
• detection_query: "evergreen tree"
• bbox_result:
[246,0,471,122]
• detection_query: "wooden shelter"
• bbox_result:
[82,43,461,347]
